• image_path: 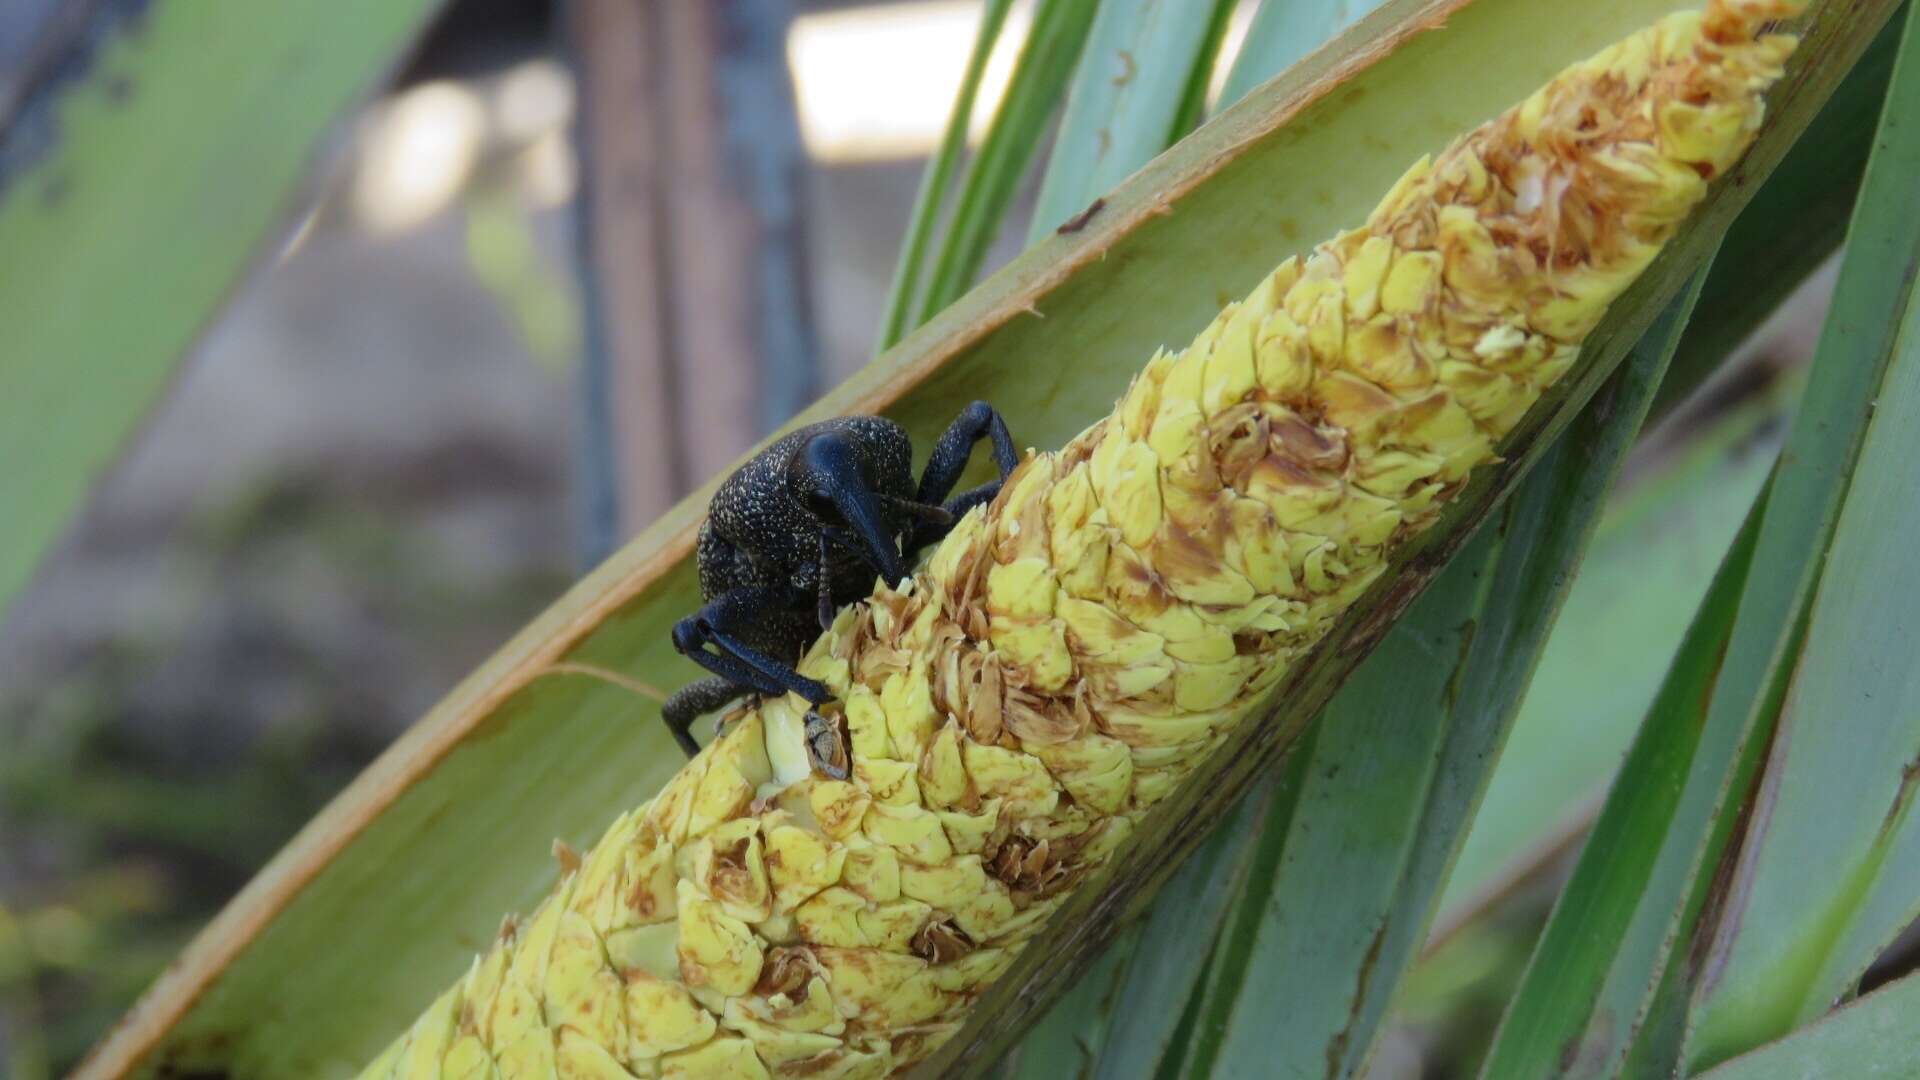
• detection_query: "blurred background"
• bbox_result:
[0,1,1833,1075]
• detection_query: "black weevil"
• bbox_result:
[664,402,1018,773]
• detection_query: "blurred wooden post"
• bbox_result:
[568,0,817,564]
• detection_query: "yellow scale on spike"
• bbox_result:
[362,2,1803,1075]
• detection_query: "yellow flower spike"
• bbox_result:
[838,842,901,903]
[557,1030,635,1080]
[840,687,893,763]
[441,1034,496,1080]
[959,743,1060,818]
[1099,440,1165,550]
[899,859,1017,942]
[877,666,938,760]
[660,1037,770,1080]
[935,801,1004,856]
[395,983,461,1077]
[805,779,872,841]
[725,974,843,1036]
[676,882,764,998]
[493,1026,557,1077]
[918,721,971,809]
[986,622,1075,692]
[1030,735,1133,816]
[680,819,774,923]
[855,899,934,952]
[624,974,717,1059]
[814,949,948,1029]
[545,912,628,1053]
[861,801,954,865]
[763,821,847,915]
[852,757,918,807]
[793,888,871,949]
[1099,702,1216,753]
[787,1044,893,1080]
[364,4,1803,1073]
[605,923,680,982]
[719,1008,844,1069]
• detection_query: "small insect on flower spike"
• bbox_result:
[361,2,1804,1076]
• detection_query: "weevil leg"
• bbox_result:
[671,586,832,728]
[910,401,1019,549]
[661,675,752,757]
[794,431,912,586]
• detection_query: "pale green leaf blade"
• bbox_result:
[1027,0,1239,243]
[1695,972,1920,1080]
[1216,0,1386,109]
[0,0,444,620]
[1685,8,1920,1060]
[1000,932,1139,1079]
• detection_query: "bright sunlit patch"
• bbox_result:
[352,80,488,232]
[495,58,576,143]
[519,129,579,208]
[1210,2,1259,107]
[788,0,1032,163]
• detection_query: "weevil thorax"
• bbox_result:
[363,3,1804,1077]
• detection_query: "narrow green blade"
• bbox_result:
[1685,8,1920,1062]
[1436,377,1787,928]
[876,0,1016,351]
[0,0,445,620]
[914,0,1099,325]
[1087,790,1272,1077]
[1478,488,1768,1080]
[1026,0,1239,243]
[1695,972,1920,1080]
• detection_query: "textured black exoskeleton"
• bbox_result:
[663,402,1019,763]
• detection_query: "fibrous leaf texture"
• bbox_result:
[360,3,1801,1076]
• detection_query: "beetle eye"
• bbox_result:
[803,489,838,523]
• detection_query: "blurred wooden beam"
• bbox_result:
[568,0,817,562]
